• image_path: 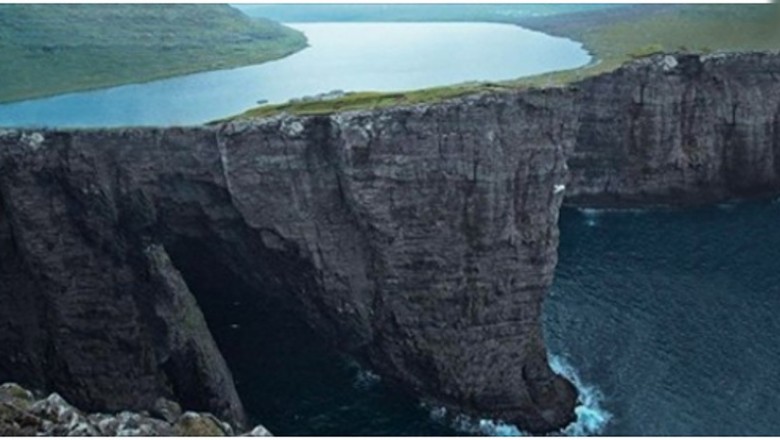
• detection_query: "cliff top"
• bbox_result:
[232,4,780,120]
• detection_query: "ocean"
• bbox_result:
[205,198,780,435]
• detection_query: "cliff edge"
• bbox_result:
[0,52,779,433]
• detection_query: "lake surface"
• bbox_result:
[0,22,590,128]
[204,199,780,436]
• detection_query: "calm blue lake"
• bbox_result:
[0,22,590,128]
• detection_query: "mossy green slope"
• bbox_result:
[233,4,780,120]
[508,4,780,87]
[0,4,306,103]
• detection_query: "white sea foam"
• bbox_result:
[577,206,656,227]
[577,207,650,215]
[427,355,611,436]
[549,354,612,436]
[425,405,524,436]
[577,208,602,216]
[578,208,600,227]
[352,367,381,390]
[717,202,736,211]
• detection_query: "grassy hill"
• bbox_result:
[507,4,780,86]
[0,4,306,103]
[235,4,621,23]
[233,4,780,120]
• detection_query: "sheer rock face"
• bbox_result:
[0,131,247,428]
[567,52,780,206]
[0,90,575,432]
[1,52,779,433]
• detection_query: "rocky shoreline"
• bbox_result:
[0,383,271,436]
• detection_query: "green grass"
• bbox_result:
[231,4,780,121]
[221,84,517,121]
[0,4,307,103]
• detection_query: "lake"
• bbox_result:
[0,22,590,128]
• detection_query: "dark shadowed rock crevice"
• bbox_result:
[0,52,779,434]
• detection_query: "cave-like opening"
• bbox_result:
[164,237,447,435]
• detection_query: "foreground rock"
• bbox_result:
[0,52,779,433]
[0,383,271,436]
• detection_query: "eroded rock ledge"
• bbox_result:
[0,52,779,434]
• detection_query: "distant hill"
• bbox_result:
[0,4,307,103]
[235,4,622,23]
[509,3,780,74]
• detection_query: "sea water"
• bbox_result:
[206,201,780,435]
[545,200,780,435]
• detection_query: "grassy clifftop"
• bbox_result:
[507,4,780,86]
[234,4,780,120]
[0,4,306,103]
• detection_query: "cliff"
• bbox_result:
[567,52,780,206]
[0,52,779,434]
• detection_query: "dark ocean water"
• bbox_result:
[205,198,780,436]
[545,199,780,436]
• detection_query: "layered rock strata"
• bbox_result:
[567,52,780,205]
[0,52,779,433]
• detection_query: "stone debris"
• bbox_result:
[660,54,679,71]
[0,382,272,436]
[19,131,45,151]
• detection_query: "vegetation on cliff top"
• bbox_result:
[233,4,780,120]
[0,4,306,103]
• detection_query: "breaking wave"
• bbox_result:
[344,358,381,391]
[717,202,736,211]
[578,208,601,227]
[426,355,611,436]
[352,368,381,390]
[549,354,612,436]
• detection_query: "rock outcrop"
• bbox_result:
[0,90,575,433]
[0,382,271,436]
[567,52,780,206]
[0,52,779,434]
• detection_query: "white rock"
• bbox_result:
[245,424,273,436]
[280,119,304,137]
[661,55,679,72]
[20,132,45,151]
